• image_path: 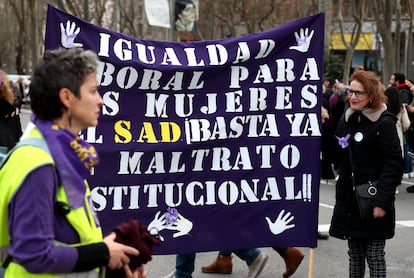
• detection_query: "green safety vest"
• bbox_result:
[0,126,103,278]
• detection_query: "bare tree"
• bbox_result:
[336,0,367,84]
[6,0,28,74]
[118,0,140,37]
[0,0,410,79]
[28,0,39,73]
[405,0,413,78]
[317,0,332,76]
[372,0,396,82]
[198,0,319,40]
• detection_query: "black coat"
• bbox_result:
[329,105,403,240]
[398,85,412,105]
[0,99,22,150]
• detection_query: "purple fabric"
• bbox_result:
[32,116,99,208]
[45,5,325,254]
[9,165,77,273]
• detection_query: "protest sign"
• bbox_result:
[45,5,324,254]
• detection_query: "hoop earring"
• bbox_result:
[68,111,72,127]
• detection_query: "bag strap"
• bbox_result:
[348,140,356,187]
[1,255,12,269]
[13,137,49,153]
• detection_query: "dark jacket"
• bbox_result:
[398,84,412,105]
[329,104,403,240]
[0,99,22,150]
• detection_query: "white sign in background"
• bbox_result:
[144,0,171,28]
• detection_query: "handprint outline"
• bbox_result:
[60,20,83,48]
[289,28,314,53]
[147,208,193,241]
[147,211,167,241]
[164,212,193,238]
[265,209,295,235]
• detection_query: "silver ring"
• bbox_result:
[368,186,377,196]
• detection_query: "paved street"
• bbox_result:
[144,179,414,278]
[19,108,414,278]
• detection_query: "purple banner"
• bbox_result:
[45,5,324,254]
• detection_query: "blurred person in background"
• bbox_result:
[0,70,22,150]
[384,86,411,193]
[175,0,198,32]
[16,76,28,107]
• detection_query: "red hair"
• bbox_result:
[349,70,386,109]
[0,70,14,104]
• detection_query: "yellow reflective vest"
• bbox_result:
[0,125,103,278]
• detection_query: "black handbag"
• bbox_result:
[348,144,378,218]
[354,181,378,218]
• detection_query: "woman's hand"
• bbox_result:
[103,233,139,270]
[124,264,148,278]
[373,207,386,218]
[123,264,147,278]
[134,266,148,278]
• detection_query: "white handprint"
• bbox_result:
[289,28,314,53]
[164,212,193,238]
[60,20,83,48]
[265,209,295,235]
[147,211,166,241]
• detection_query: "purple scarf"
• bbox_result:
[32,115,99,208]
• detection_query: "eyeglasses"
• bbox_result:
[347,89,366,97]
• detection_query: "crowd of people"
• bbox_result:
[0,47,411,278]
[322,71,414,192]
